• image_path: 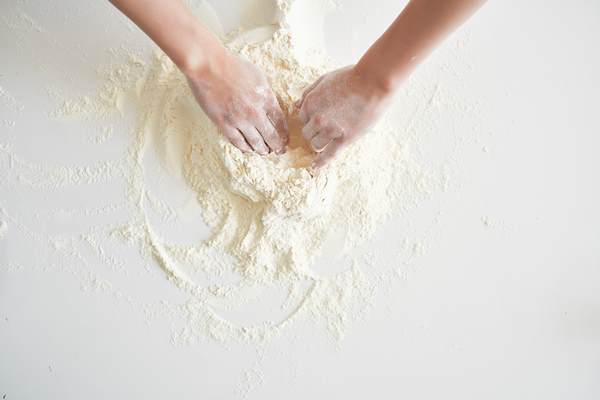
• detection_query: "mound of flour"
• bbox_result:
[57,0,440,344]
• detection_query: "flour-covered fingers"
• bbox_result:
[256,114,282,154]
[310,127,341,152]
[239,124,269,155]
[312,138,344,168]
[221,125,252,152]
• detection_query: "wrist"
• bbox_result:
[177,26,227,79]
[350,62,398,106]
[353,56,409,98]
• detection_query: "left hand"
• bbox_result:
[186,51,289,155]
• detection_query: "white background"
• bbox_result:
[1,0,599,399]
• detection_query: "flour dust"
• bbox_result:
[0,0,482,347]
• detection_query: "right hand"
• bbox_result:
[186,50,288,155]
[297,66,392,168]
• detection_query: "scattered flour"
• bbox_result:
[0,0,469,347]
[0,1,490,396]
[481,215,508,231]
[95,0,441,344]
[0,141,124,190]
[0,220,7,240]
[0,85,25,114]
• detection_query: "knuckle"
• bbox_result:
[243,106,257,118]
[248,107,261,119]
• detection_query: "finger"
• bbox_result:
[295,75,325,109]
[239,124,269,155]
[256,114,283,154]
[310,128,341,152]
[265,99,289,151]
[221,125,252,152]
[301,115,322,141]
[312,138,344,169]
[266,113,289,152]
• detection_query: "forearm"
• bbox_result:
[356,0,485,93]
[109,0,224,75]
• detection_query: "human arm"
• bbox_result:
[298,0,485,167]
[109,0,288,154]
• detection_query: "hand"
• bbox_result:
[186,50,288,155]
[297,66,392,168]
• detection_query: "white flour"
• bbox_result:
[0,220,7,240]
[0,0,472,347]
[94,0,440,344]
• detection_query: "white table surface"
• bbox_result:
[1,0,599,399]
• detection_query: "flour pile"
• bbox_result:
[42,0,441,344]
